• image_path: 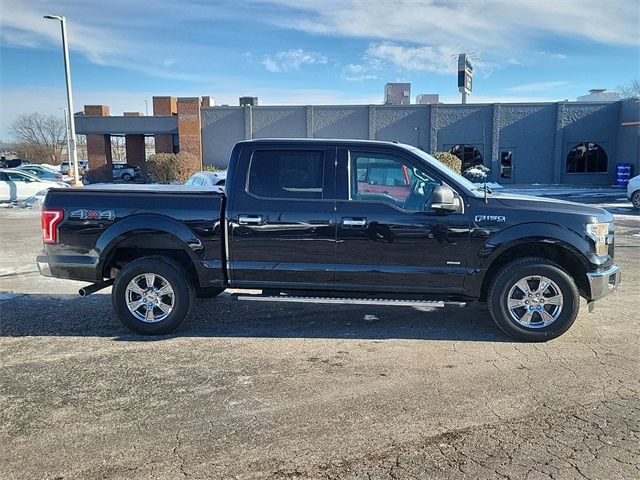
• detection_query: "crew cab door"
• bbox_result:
[227,145,336,290]
[334,147,470,294]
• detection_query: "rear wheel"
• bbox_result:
[112,257,194,335]
[122,173,132,182]
[488,257,580,342]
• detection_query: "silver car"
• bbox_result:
[185,171,227,187]
[113,163,140,182]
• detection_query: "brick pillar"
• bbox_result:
[84,105,112,183]
[153,96,177,154]
[177,97,203,175]
[125,135,145,167]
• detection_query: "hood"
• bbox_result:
[493,192,613,222]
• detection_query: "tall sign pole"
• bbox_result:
[457,53,473,104]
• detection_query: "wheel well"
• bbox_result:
[103,233,199,285]
[479,242,589,301]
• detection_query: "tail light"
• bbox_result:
[42,209,64,244]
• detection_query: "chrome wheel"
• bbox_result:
[506,275,563,328]
[126,273,174,323]
[632,191,640,209]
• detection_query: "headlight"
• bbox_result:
[586,222,610,257]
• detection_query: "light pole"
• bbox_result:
[60,107,72,171]
[45,15,82,187]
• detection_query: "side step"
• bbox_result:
[236,294,464,308]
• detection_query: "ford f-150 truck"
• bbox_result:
[37,139,621,341]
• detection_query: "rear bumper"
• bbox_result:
[36,254,101,282]
[586,264,621,301]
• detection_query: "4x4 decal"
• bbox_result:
[70,209,116,221]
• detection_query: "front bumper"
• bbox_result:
[586,264,621,301]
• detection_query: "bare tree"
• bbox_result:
[110,136,127,162]
[617,78,640,99]
[9,113,67,165]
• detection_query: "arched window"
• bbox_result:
[448,144,484,171]
[566,143,608,173]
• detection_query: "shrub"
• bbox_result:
[146,152,200,184]
[432,151,462,173]
[463,164,490,182]
[203,164,222,172]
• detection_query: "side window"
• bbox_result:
[194,177,205,186]
[6,172,33,182]
[248,150,325,199]
[350,151,441,212]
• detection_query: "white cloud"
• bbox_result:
[258,0,639,50]
[365,43,458,74]
[507,81,571,93]
[261,49,328,72]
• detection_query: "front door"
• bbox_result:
[228,145,337,290]
[335,147,470,294]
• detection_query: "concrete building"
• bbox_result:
[75,96,640,185]
[577,89,620,102]
[416,94,440,105]
[384,83,411,105]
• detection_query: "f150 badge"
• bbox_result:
[475,215,506,223]
[70,209,116,221]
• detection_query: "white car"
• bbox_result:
[0,169,69,202]
[18,164,72,183]
[628,175,640,210]
[185,170,227,187]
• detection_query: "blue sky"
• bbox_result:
[1,0,638,139]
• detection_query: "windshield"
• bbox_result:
[403,145,483,197]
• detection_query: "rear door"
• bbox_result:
[334,146,470,294]
[228,144,337,290]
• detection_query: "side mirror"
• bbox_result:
[429,185,459,213]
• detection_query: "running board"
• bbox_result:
[235,294,465,308]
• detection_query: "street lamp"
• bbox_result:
[60,107,72,172]
[44,15,82,187]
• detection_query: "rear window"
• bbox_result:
[247,150,325,199]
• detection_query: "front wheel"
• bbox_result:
[112,257,194,335]
[632,190,640,210]
[122,173,132,182]
[488,257,580,342]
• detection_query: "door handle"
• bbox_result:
[342,217,367,227]
[238,215,263,225]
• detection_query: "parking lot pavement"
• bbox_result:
[1,202,639,479]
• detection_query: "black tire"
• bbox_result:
[112,256,194,335]
[122,173,132,182]
[632,190,640,210]
[488,257,580,342]
[195,287,225,298]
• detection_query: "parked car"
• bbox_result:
[627,174,640,210]
[17,165,70,183]
[39,163,61,172]
[0,158,27,168]
[0,168,69,202]
[37,139,620,341]
[112,163,140,182]
[59,160,89,175]
[185,170,227,187]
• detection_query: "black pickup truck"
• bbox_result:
[37,139,620,341]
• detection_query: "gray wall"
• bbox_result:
[200,100,640,185]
